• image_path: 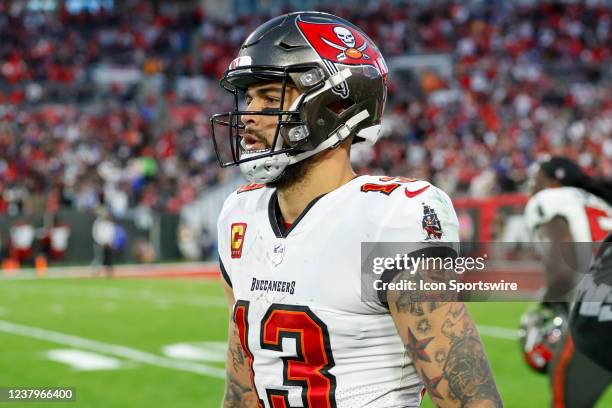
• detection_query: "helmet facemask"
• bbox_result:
[211,65,363,184]
[211,66,323,183]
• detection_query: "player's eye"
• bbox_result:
[264,96,280,105]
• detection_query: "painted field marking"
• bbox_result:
[478,325,517,340]
[45,349,125,371]
[0,320,225,379]
[163,341,227,362]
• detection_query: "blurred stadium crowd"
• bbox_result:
[0,0,610,217]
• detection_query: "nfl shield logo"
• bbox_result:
[271,242,285,267]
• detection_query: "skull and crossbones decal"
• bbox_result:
[320,26,369,61]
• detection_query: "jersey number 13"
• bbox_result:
[234,301,337,408]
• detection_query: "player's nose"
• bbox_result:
[242,111,256,126]
[241,99,260,127]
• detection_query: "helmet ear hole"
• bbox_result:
[327,98,355,116]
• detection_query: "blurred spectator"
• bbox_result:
[39,215,71,261]
[8,219,35,264]
[112,223,127,259]
[132,237,156,263]
[0,0,609,217]
[92,208,115,276]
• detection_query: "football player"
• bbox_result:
[570,232,612,373]
[523,156,612,407]
[211,12,501,408]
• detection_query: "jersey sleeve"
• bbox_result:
[524,188,576,237]
[377,180,459,242]
[373,181,460,306]
[416,183,460,243]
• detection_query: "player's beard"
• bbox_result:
[247,126,316,191]
[267,155,315,191]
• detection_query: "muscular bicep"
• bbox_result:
[387,274,502,407]
[222,281,258,408]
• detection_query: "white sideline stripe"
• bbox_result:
[0,320,225,379]
[477,325,517,340]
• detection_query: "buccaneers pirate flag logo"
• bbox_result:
[422,203,443,240]
[296,16,388,98]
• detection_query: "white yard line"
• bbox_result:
[477,325,517,340]
[0,320,225,379]
[45,349,126,371]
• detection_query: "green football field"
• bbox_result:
[0,277,610,408]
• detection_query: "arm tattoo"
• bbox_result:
[416,318,432,334]
[224,372,254,408]
[439,305,502,407]
[419,368,444,400]
[391,268,458,315]
[390,262,502,406]
[230,326,246,372]
[405,327,434,362]
[394,288,424,315]
[399,302,502,406]
[223,318,258,408]
[428,302,442,312]
[434,349,446,364]
[441,304,471,338]
[442,334,502,407]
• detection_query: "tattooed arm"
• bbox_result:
[221,281,259,408]
[387,271,502,407]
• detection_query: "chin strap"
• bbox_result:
[288,109,370,165]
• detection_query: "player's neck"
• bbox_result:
[276,153,354,223]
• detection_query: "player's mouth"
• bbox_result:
[242,133,269,152]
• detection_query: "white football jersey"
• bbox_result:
[217,175,459,408]
[524,187,612,242]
